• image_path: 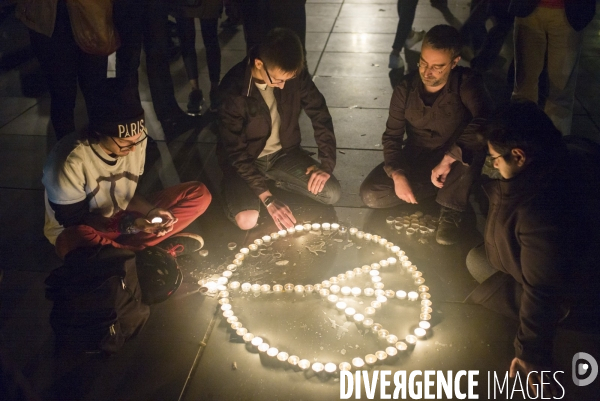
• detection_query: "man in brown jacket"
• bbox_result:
[360,25,490,245]
[217,28,340,230]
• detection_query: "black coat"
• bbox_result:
[509,0,596,31]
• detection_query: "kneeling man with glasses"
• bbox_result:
[217,28,341,231]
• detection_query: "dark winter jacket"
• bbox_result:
[509,0,595,31]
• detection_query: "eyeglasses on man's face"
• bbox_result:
[110,131,148,152]
[487,152,506,162]
[417,60,452,74]
[260,60,297,85]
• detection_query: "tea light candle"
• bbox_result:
[229,281,240,290]
[386,334,399,344]
[303,223,311,231]
[387,257,397,265]
[386,216,395,224]
[407,291,419,301]
[352,357,365,369]
[235,253,245,260]
[223,271,233,278]
[324,363,337,374]
[412,271,422,278]
[377,329,389,339]
[294,224,304,233]
[287,227,295,235]
[344,307,356,317]
[419,321,431,330]
[294,285,305,293]
[241,282,252,292]
[337,273,347,281]
[331,223,340,231]
[370,270,380,277]
[277,352,289,362]
[415,277,426,285]
[421,307,432,314]
[339,362,352,372]
[363,318,374,328]
[329,277,339,284]
[361,265,371,273]
[353,267,363,275]
[376,351,388,361]
[267,347,279,357]
[364,233,372,241]
[365,354,377,365]
[231,322,242,330]
[273,284,283,292]
[278,229,287,237]
[384,290,395,298]
[406,228,416,236]
[421,299,432,307]
[322,222,331,230]
[151,217,163,224]
[284,283,294,292]
[261,284,271,293]
[396,342,408,351]
[378,238,388,246]
[386,347,398,357]
[346,270,356,278]
[248,244,258,252]
[312,363,324,373]
[227,316,238,323]
[218,298,229,305]
[351,287,362,296]
[391,245,400,253]
[217,277,229,285]
[328,294,339,304]
[371,263,381,271]
[319,289,330,297]
[251,284,261,292]
[353,313,365,324]
[385,242,394,250]
[364,288,375,297]
[400,255,409,262]
[380,260,389,268]
[407,265,417,273]
[258,343,270,353]
[322,280,331,288]
[371,301,382,309]
[236,328,248,336]
[420,292,431,300]
[305,285,314,293]
[243,333,255,343]
[254,239,263,246]
[298,359,311,370]
[314,284,322,291]
[356,231,364,239]
[217,285,227,292]
[364,306,376,316]
[341,286,352,296]
[223,310,234,318]
[405,335,417,345]
[401,261,412,268]
[335,301,347,311]
[349,227,358,235]
[420,313,432,321]
[288,355,299,366]
[270,232,279,240]
[371,276,382,284]
[262,235,271,244]
[396,290,407,300]
[251,337,264,347]
[414,328,427,338]
[312,223,321,231]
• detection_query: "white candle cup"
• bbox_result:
[364,288,375,297]
[400,255,409,262]
[324,363,337,374]
[322,223,331,230]
[262,235,271,244]
[373,282,385,290]
[267,347,279,357]
[258,343,270,353]
[235,253,245,261]
[284,283,294,292]
[361,265,371,273]
[405,335,417,345]
[377,329,389,339]
[353,313,365,324]
[312,223,321,231]
[270,232,279,240]
[369,270,380,277]
[233,259,243,267]
[406,228,416,236]
[331,223,340,231]
[386,334,399,344]
[414,277,426,285]
[341,286,352,296]
[312,362,324,373]
[364,233,372,241]
[391,245,400,253]
[362,318,374,329]
[222,310,234,318]
[418,285,430,293]
[236,328,248,336]
[380,260,389,268]
[277,352,289,362]
[328,294,339,304]
[356,231,364,239]
[401,261,412,268]
[386,216,395,224]
[329,285,341,294]
[378,238,388,246]
[353,267,363,276]
[298,359,311,370]
[278,229,287,237]
[304,285,314,293]
[303,223,312,231]
[407,265,417,273]
[349,227,358,236]
[254,239,263,246]
[218,298,230,305]
[337,273,347,281]
[273,284,283,292]
[385,242,394,250]
[339,362,352,372]
[387,257,398,266]
[287,227,296,235]
[241,282,252,292]
[251,336,264,347]
[420,292,431,300]
[394,222,403,230]
[372,235,380,243]
[352,357,365,369]
[386,347,398,358]
[419,321,431,330]
[421,307,433,314]
[420,313,432,321]
[346,270,356,279]
[384,290,395,298]
[229,281,241,290]
[396,341,408,351]
[371,276,382,284]
[294,285,305,294]
[251,284,261,292]
[261,284,271,293]
[321,280,331,288]
[227,264,237,273]
[395,290,407,300]
[376,351,388,361]
[151,217,163,224]
[243,333,254,343]
[371,301,382,309]
[414,328,427,338]
[288,355,299,366]
[371,263,381,270]
[217,277,229,286]
[344,307,356,317]
[365,354,377,365]
[227,316,238,324]
[376,295,388,304]
[319,289,330,297]
[364,307,376,316]
[248,244,258,252]
[223,271,233,278]
[329,277,339,284]
[314,284,322,291]
[335,301,347,311]
[407,291,419,301]
[217,285,227,292]
[351,287,362,296]
[294,224,304,233]
[231,322,242,330]
[421,299,432,307]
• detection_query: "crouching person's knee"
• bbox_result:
[235,210,259,230]
[359,181,379,208]
[319,176,341,205]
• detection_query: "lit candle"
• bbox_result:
[305,285,314,293]
[314,284,322,291]
[324,363,337,374]
[396,341,408,351]
[227,264,237,271]
[341,286,352,296]
[391,245,400,253]
[364,288,375,297]
[231,322,242,330]
[254,239,263,246]
[376,351,388,361]
[405,335,417,345]
[298,359,311,370]
[336,301,347,311]
[248,244,258,252]
[287,227,295,235]
[420,313,432,321]
[151,217,163,224]
[415,277,426,285]
[312,363,324,373]
[235,253,245,261]
[364,233,372,241]
[365,354,377,365]
[386,216,394,224]
[346,270,356,278]
[303,223,311,231]
[371,276,381,284]
[295,224,304,233]
[251,284,261,292]
[267,347,279,357]
[421,300,432,307]
[227,316,238,323]
[277,352,289,362]
[251,337,264,347]
[420,292,431,300]
[421,307,432,314]
[339,362,352,372]
[406,228,416,236]
[396,250,406,258]
[371,263,381,271]
[402,261,412,268]
[273,284,283,292]
[380,260,389,268]
[294,285,305,293]
[262,235,271,244]
[261,284,271,293]
[233,259,243,267]
[419,321,431,330]
[205,282,218,293]
[407,291,419,301]
[223,310,233,318]
[270,232,279,240]
[331,223,340,231]
[364,307,376,316]
[312,223,321,231]
[284,283,294,292]
[352,357,365,369]
[385,290,395,298]
[337,273,347,281]
[351,287,362,296]
[376,295,388,304]
[378,238,388,246]
[322,222,331,230]
[229,281,241,290]
[371,301,382,309]
[218,298,229,305]
[374,289,385,297]
[344,307,356,317]
[278,229,287,237]
[386,334,399,344]
[414,328,426,338]
[221,304,232,311]
[353,313,365,324]
[217,285,227,292]
[377,329,389,339]
[400,255,409,262]
[322,280,331,288]
[386,347,398,357]
[353,267,363,275]
[236,328,248,336]
[385,242,394,250]
[319,289,330,297]
[406,265,417,273]
[373,282,384,290]
[288,355,299,366]
[328,294,339,304]
[258,343,270,353]
[223,271,233,278]
[243,333,254,343]
[356,231,364,239]
[349,227,358,235]
[396,290,407,300]
[361,265,371,273]
[369,270,380,277]
[412,271,422,278]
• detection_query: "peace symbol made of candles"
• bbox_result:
[202,222,433,376]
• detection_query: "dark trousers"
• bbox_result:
[360,149,482,211]
[29,0,108,140]
[392,0,419,51]
[114,0,180,120]
[176,17,221,84]
[222,149,341,223]
[241,0,307,52]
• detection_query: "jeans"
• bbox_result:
[222,149,341,222]
[392,0,419,51]
[512,6,583,135]
[466,243,499,284]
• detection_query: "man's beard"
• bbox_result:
[420,73,447,88]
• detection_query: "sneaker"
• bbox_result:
[388,53,405,69]
[436,207,463,245]
[187,89,204,116]
[405,29,426,50]
[160,112,201,139]
[157,233,204,258]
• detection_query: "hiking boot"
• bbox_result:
[388,52,405,69]
[187,89,204,116]
[405,29,425,50]
[436,207,463,245]
[157,233,204,258]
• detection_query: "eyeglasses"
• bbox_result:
[261,60,296,85]
[487,152,506,162]
[109,131,147,151]
[417,61,451,74]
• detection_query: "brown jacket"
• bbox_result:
[382,67,489,177]
[218,57,336,196]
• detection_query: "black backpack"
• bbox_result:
[45,245,150,355]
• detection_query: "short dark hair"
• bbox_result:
[256,28,305,75]
[423,25,462,58]
[486,100,565,163]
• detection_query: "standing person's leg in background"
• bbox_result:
[389,0,421,70]
[200,18,222,110]
[175,16,205,115]
[469,0,513,72]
